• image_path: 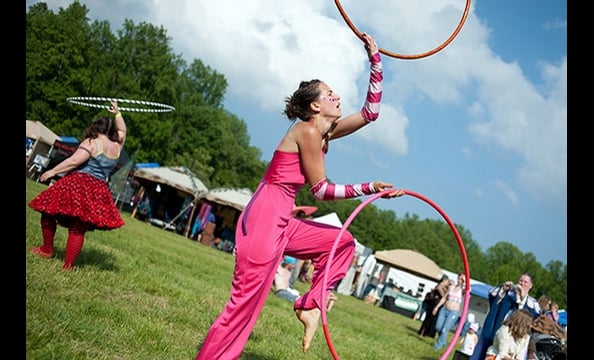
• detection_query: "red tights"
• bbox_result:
[40,213,89,269]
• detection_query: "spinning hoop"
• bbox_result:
[320,189,471,360]
[334,0,471,59]
[66,96,175,112]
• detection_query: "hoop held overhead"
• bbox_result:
[334,0,471,59]
[67,96,175,113]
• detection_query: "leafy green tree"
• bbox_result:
[26,2,105,134]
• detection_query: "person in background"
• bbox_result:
[378,278,398,305]
[273,256,301,302]
[418,274,449,338]
[362,270,381,298]
[195,33,405,359]
[29,101,126,270]
[458,312,477,344]
[289,205,317,288]
[298,259,313,283]
[433,272,466,350]
[460,321,480,356]
[546,301,560,324]
[485,309,534,360]
[537,294,551,316]
[470,273,540,360]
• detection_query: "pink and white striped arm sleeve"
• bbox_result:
[310,178,376,200]
[360,52,383,122]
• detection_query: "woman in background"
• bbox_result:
[418,274,449,338]
[485,309,533,360]
[29,101,126,270]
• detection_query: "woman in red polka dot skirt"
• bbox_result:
[29,100,126,270]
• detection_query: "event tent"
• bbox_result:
[374,249,444,281]
[26,120,62,172]
[132,166,208,197]
[201,188,253,211]
[26,120,61,145]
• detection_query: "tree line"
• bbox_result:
[26,2,566,309]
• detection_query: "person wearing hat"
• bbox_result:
[274,256,301,302]
[460,321,480,356]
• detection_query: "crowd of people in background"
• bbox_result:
[407,271,567,359]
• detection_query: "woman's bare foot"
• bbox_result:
[295,307,321,353]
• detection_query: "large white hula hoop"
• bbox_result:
[67,96,175,113]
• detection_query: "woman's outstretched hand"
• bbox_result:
[381,189,405,198]
[373,181,406,198]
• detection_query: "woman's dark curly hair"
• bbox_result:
[283,79,322,121]
[82,116,119,142]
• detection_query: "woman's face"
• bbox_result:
[315,83,342,118]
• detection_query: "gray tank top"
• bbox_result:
[77,140,120,181]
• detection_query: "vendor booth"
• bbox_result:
[129,166,208,232]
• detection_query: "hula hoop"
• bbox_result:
[334,0,471,59]
[66,96,175,112]
[320,189,471,360]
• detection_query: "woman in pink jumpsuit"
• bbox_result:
[196,33,404,359]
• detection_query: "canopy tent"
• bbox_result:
[374,249,444,281]
[469,282,492,299]
[26,120,63,174]
[201,188,253,211]
[132,166,208,197]
[26,120,61,145]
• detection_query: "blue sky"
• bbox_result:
[26,0,567,265]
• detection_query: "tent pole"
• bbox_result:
[184,196,201,238]
[165,200,195,230]
[130,187,145,219]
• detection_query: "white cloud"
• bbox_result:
[494,179,519,206]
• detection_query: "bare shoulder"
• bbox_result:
[279,122,320,152]
[293,121,321,140]
[78,138,94,151]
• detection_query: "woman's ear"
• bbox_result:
[310,100,321,114]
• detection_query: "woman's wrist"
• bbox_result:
[114,112,122,118]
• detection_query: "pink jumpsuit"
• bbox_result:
[196,150,356,359]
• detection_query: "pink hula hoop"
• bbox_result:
[320,189,471,360]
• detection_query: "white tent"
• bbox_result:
[26,120,61,145]
[312,212,367,255]
[26,120,63,171]
[202,188,253,211]
[375,249,444,281]
[133,166,208,197]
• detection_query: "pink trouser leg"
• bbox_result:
[196,215,355,359]
[283,219,355,311]
[40,213,57,254]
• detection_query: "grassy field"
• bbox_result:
[26,179,463,360]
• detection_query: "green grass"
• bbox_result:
[26,179,462,360]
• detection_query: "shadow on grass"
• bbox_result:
[38,246,119,271]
